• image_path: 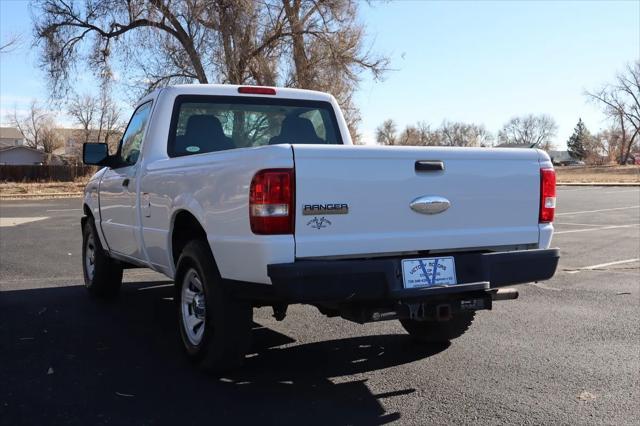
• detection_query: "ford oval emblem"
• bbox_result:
[410,196,451,215]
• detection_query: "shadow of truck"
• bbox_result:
[0,281,448,425]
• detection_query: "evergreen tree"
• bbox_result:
[567,119,590,160]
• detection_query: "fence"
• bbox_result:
[0,165,97,182]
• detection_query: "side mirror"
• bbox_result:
[83,143,110,166]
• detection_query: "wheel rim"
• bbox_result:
[181,268,206,346]
[85,233,96,282]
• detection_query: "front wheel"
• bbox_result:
[400,312,475,343]
[82,218,123,298]
[176,240,252,373]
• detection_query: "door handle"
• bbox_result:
[122,178,130,187]
[415,161,445,172]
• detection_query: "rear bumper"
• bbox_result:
[267,248,559,303]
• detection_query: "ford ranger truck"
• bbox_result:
[80,84,559,372]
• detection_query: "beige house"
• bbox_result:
[54,128,121,159]
[0,127,25,149]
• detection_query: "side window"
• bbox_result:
[119,102,152,166]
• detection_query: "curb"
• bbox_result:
[557,182,639,187]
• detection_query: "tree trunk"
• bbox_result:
[623,131,638,165]
[618,117,627,165]
[284,0,312,88]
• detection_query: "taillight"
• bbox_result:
[238,86,276,95]
[249,169,294,234]
[539,168,556,223]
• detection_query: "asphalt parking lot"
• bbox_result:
[1,186,638,425]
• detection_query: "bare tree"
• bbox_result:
[99,96,123,149]
[440,121,493,147]
[67,86,123,155]
[375,119,398,145]
[497,114,557,149]
[398,125,420,146]
[7,100,49,149]
[0,33,22,53]
[67,94,98,144]
[39,118,64,154]
[397,122,442,146]
[586,61,640,164]
[7,101,62,155]
[33,0,388,140]
[34,0,212,95]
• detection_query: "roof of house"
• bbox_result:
[495,142,534,148]
[0,145,45,155]
[0,127,24,140]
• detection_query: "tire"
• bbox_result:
[82,218,123,298]
[400,312,475,343]
[175,240,252,373]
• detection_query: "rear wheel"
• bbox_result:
[82,218,123,298]
[400,312,475,343]
[176,240,252,373]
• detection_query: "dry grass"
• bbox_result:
[555,165,640,183]
[0,180,86,196]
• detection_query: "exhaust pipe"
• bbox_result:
[492,288,519,301]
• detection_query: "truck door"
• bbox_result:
[99,101,152,258]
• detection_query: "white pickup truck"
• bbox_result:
[81,84,559,372]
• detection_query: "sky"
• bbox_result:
[1,0,639,149]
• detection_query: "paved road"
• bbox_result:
[1,187,638,425]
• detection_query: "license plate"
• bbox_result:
[402,256,457,289]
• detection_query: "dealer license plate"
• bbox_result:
[402,256,457,289]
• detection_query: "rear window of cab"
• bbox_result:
[167,95,343,157]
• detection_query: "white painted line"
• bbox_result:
[0,217,49,227]
[137,283,174,291]
[46,208,82,212]
[554,224,640,235]
[530,282,562,291]
[555,205,639,216]
[565,258,639,274]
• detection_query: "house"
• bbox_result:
[53,128,96,158]
[495,142,535,149]
[0,145,47,165]
[0,127,25,149]
[548,150,572,164]
[53,128,121,159]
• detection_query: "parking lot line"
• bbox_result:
[565,258,639,274]
[0,217,49,227]
[554,224,639,235]
[555,205,639,216]
[137,283,174,291]
[46,208,82,212]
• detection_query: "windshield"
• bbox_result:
[168,95,343,157]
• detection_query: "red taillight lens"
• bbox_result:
[539,168,556,223]
[250,169,294,234]
[238,86,276,95]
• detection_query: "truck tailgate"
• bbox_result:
[293,145,541,258]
